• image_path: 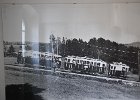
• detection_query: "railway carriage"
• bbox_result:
[65,56,75,70]
[108,62,129,78]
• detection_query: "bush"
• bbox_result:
[25,57,33,65]
[133,69,139,74]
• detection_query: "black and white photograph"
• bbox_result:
[1,0,140,100]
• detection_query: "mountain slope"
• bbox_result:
[125,42,140,48]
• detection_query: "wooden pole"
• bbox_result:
[57,37,58,55]
[138,50,140,81]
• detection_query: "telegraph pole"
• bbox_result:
[57,37,59,55]
[138,50,140,81]
[50,34,54,71]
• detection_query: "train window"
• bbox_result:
[126,68,127,71]
[84,61,86,64]
[97,63,100,66]
[68,59,70,62]
[122,67,125,71]
[77,60,79,63]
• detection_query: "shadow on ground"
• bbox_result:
[6,83,45,100]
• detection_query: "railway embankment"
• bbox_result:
[5,64,140,87]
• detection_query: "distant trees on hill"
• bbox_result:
[8,45,15,53]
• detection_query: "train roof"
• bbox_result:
[110,62,129,68]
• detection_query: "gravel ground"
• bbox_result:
[5,70,140,100]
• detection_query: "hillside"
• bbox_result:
[126,42,140,48]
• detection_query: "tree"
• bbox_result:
[49,34,55,43]
[25,45,32,50]
[49,34,56,53]
[8,45,15,54]
[138,51,140,81]
[97,37,105,47]
[61,37,66,57]
[3,41,7,57]
[54,37,61,55]
[88,38,97,58]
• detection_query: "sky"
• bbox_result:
[2,3,140,44]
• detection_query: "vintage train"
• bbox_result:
[17,50,130,78]
[64,56,129,78]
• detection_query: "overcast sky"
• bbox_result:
[2,3,140,44]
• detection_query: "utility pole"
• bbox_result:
[52,37,54,55]
[50,34,54,70]
[138,50,140,81]
[57,37,59,55]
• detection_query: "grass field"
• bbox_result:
[5,69,140,100]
